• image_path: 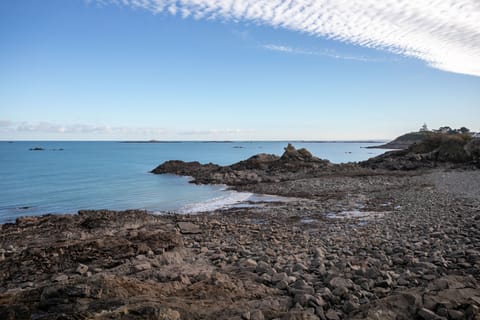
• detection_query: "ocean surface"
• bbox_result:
[0,141,386,223]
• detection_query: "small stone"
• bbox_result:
[287,276,297,284]
[243,258,258,268]
[417,308,444,320]
[293,263,309,272]
[329,277,353,290]
[397,277,410,286]
[76,264,88,275]
[332,286,348,297]
[294,293,312,307]
[200,247,208,253]
[177,222,201,234]
[176,274,191,285]
[20,282,34,288]
[342,300,360,314]
[276,280,288,290]
[256,261,271,274]
[325,309,340,320]
[265,248,275,256]
[53,274,68,282]
[447,309,464,320]
[376,278,393,288]
[134,262,152,271]
[241,311,251,320]
[314,247,326,258]
[436,307,448,317]
[250,310,265,320]
[159,309,181,320]
[315,307,326,320]
[310,295,326,307]
[465,304,479,318]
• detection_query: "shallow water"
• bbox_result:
[0,141,386,223]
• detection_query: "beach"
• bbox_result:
[1,146,479,319]
[3,0,479,318]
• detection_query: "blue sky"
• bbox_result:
[1,0,479,140]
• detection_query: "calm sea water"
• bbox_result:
[0,141,386,223]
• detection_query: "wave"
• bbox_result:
[177,190,254,214]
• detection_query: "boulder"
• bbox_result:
[177,222,201,234]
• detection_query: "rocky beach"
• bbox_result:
[1,142,480,320]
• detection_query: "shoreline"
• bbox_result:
[1,167,479,319]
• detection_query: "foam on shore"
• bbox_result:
[177,191,253,214]
[176,191,291,214]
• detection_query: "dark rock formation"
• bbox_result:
[151,144,332,185]
[362,133,480,170]
[152,160,221,177]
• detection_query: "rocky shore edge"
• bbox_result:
[1,143,480,320]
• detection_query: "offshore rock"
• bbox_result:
[151,144,332,185]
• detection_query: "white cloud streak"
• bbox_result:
[0,120,251,139]
[179,128,244,135]
[0,120,167,136]
[262,44,383,62]
[95,0,480,77]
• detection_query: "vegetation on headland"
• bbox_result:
[370,124,478,150]
[363,125,480,170]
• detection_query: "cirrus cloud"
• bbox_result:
[93,0,480,77]
[0,120,253,139]
[0,120,167,136]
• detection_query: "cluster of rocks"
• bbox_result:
[151,144,333,186]
[153,139,480,190]
[28,147,64,151]
[1,166,480,319]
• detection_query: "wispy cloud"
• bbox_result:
[179,128,245,136]
[0,120,251,139]
[0,120,167,136]
[93,0,480,77]
[262,44,383,62]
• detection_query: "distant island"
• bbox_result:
[121,140,180,143]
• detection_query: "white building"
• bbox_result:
[472,132,480,139]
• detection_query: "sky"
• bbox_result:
[0,0,479,141]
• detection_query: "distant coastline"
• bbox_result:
[119,140,387,144]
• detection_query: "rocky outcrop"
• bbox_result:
[151,144,332,185]
[368,131,430,150]
[151,160,221,178]
[362,133,480,170]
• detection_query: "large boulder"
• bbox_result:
[280,143,315,161]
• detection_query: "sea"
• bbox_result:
[0,141,386,223]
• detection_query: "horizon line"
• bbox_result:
[0,139,389,143]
